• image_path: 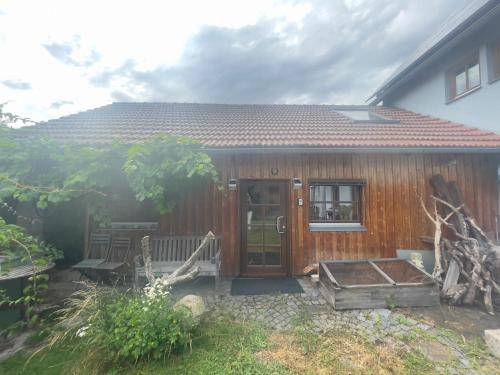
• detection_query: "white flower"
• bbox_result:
[143,280,171,302]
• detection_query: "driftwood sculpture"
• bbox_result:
[140,231,216,288]
[421,175,499,315]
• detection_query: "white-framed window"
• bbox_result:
[308,181,365,231]
[487,39,500,83]
[446,54,481,102]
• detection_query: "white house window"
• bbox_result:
[309,182,365,231]
[488,40,500,83]
[446,54,480,101]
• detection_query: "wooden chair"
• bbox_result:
[93,236,131,274]
[73,233,111,277]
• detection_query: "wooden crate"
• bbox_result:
[318,258,439,310]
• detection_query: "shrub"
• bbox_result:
[87,292,195,362]
[48,284,197,367]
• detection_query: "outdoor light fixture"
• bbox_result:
[228,178,237,191]
[292,178,302,189]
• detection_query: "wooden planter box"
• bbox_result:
[319,258,439,310]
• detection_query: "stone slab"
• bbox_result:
[484,329,500,359]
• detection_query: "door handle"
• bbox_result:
[276,216,285,234]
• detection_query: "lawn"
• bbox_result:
[1,316,287,375]
[1,313,498,375]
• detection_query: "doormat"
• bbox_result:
[230,277,303,296]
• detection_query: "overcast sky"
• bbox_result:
[0,0,467,122]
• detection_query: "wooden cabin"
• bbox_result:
[29,103,500,277]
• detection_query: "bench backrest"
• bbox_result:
[150,236,220,262]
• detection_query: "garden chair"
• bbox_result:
[73,233,111,279]
[94,236,131,282]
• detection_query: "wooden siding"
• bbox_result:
[158,153,499,277]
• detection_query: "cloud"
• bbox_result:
[89,0,467,105]
[50,100,74,109]
[43,38,100,67]
[1,80,32,90]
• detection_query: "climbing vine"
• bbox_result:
[0,103,219,330]
[0,218,61,329]
[0,103,220,220]
[124,134,220,213]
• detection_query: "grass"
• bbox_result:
[277,309,436,374]
[260,325,436,374]
[0,314,288,375]
[130,315,287,375]
[1,313,499,375]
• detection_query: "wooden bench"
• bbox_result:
[134,235,221,289]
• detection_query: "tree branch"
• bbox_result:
[166,231,215,280]
[141,236,155,285]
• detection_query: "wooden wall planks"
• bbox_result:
[157,152,499,277]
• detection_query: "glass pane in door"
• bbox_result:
[243,181,285,271]
[264,247,281,265]
[247,246,263,265]
[246,225,263,245]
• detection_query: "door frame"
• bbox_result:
[239,179,291,277]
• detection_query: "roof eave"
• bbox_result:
[203,146,500,154]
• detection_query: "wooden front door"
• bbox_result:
[240,180,289,276]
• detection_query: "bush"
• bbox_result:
[86,291,196,363]
[49,284,197,367]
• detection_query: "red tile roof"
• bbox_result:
[20,103,500,149]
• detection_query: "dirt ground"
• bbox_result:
[43,267,86,307]
[401,304,500,338]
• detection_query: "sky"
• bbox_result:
[0,0,467,122]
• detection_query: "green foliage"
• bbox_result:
[0,105,219,221]
[0,105,219,338]
[0,129,129,223]
[0,316,286,375]
[86,291,196,363]
[46,284,197,368]
[0,218,60,264]
[124,134,219,213]
[0,102,33,127]
[385,294,397,309]
[401,348,435,374]
[0,218,62,331]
